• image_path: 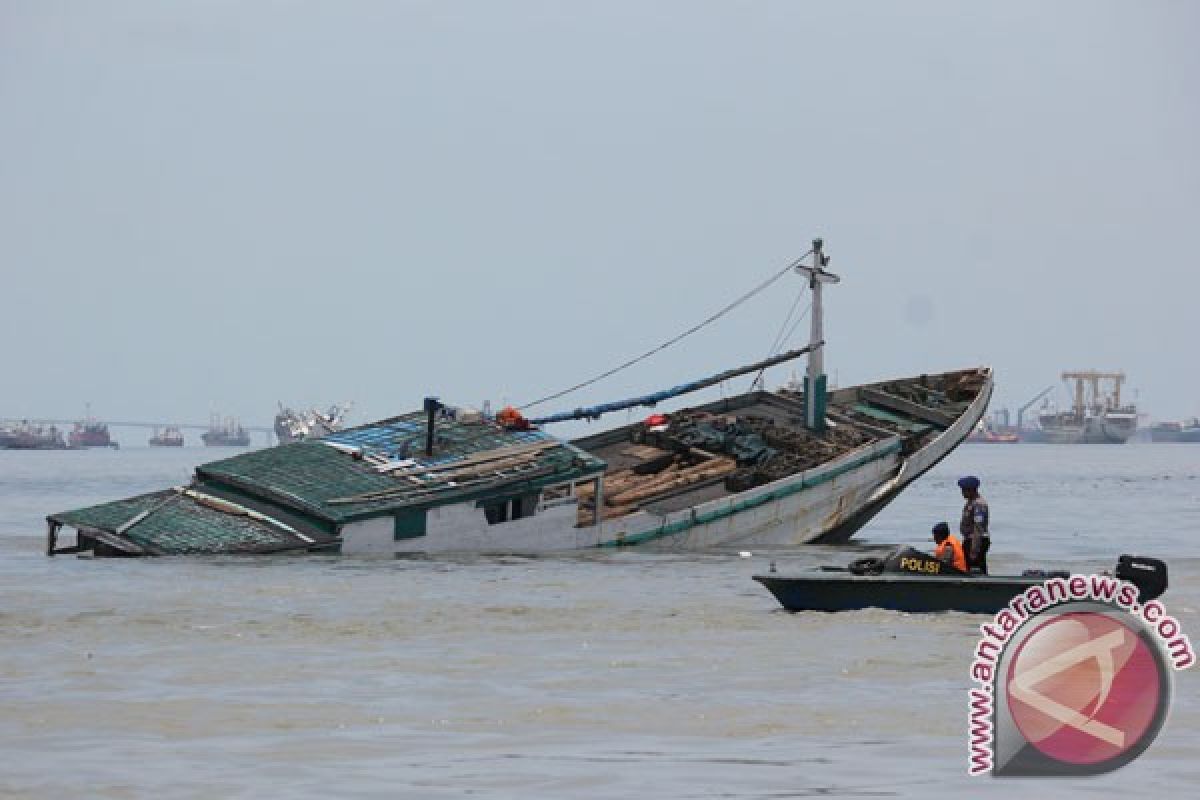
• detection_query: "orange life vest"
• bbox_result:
[935,536,968,573]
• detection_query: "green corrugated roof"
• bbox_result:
[51,491,167,533]
[191,479,339,536]
[197,441,395,522]
[49,489,333,555]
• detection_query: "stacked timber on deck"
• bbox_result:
[573,368,987,524]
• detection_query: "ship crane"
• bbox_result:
[1061,370,1126,416]
[1016,385,1055,431]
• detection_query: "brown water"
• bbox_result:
[1,442,1197,797]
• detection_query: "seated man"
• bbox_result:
[932,521,968,573]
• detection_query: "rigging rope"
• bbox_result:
[779,302,812,354]
[519,248,814,410]
[749,301,812,390]
[767,286,808,358]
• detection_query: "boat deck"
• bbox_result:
[573,369,986,524]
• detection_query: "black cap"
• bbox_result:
[932,521,950,537]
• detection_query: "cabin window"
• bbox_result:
[481,493,540,526]
[483,501,508,525]
[511,494,537,519]
[394,511,427,540]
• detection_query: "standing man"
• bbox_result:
[958,475,990,574]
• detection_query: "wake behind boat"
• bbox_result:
[754,548,1168,613]
[45,239,992,557]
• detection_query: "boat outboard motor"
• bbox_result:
[1116,554,1168,603]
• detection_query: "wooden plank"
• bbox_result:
[178,487,313,542]
[115,509,151,534]
[437,452,543,481]
[858,387,955,428]
[639,473,731,511]
[79,527,147,555]
[619,444,666,460]
[825,408,897,440]
[381,441,560,479]
[607,459,735,507]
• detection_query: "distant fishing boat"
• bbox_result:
[966,421,1018,444]
[3,421,68,450]
[149,426,185,447]
[201,415,251,447]
[46,239,992,557]
[69,415,118,450]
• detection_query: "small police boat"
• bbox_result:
[753,547,1167,614]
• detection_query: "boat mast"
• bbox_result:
[795,238,840,431]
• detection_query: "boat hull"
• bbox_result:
[381,369,993,553]
[754,572,1046,613]
[1027,414,1135,444]
[1150,427,1200,443]
[811,373,992,544]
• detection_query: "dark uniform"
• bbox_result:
[960,493,990,574]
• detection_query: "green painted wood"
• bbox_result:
[394,511,428,540]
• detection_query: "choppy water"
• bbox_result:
[1,438,1197,798]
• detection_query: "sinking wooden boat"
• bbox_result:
[754,549,1168,613]
[44,239,992,556]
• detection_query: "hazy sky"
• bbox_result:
[2,1,1197,432]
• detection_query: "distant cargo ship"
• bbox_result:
[202,415,251,447]
[1150,419,1200,443]
[1024,371,1137,444]
[149,426,185,447]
